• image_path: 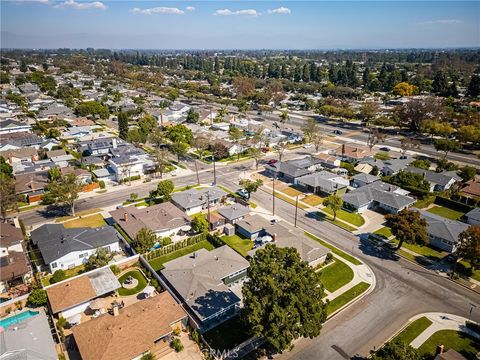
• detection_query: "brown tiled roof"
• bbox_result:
[72,292,187,360]
[110,202,191,240]
[335,144,373,159]
[14,171,49,194]
[46,149,67,158]
[71,118,95,127]
[46,276,96,313]
[0,246,30,282]
[461,177,480,198]
[60,167,90,177]
[0,148,38,161]
[0,222,23,248]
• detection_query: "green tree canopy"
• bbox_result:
[242,245,327,353]
[156,180,174,201]
[118,111,129,140]
[191,215,209,233]
[455,225,480,271]
[84,248,114,272]
[386,209,428,249]
[239,179,263,196]
[47,173,83,216]
[133,227,156,254]
[370,340,422,360]
[76,101,109,119]
[323,194,343,221]
[27,288,47,307]
[166,124,193,144]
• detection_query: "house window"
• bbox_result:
[51,263,57,269]
[79,253,88,259]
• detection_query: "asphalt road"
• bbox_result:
[19,159,480,359]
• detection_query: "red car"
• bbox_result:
[267,159,278,165]
[261,147,270,153]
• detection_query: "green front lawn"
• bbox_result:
[42,265,85,286]
[304,232,362,265]
[327,282,370,316]
[221,234,253,257]
[148,240,215,271]
[281,186,304,197]
[117,270,148,296]
[63,214,107,228]
[313,211,357,232]
[418,330,480,360]
[393,317,433,345]
[202,315,251,351]
[427,206,464,220]
[320,258,354,293]
[322,208,365,227]
[274,192,309,209]
[391,239,446,262]
[302,194,325,206]
[374,227,393,240]
[374,152,391,161]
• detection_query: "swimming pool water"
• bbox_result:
[0,310,39,329]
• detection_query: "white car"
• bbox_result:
[303,143,313,148]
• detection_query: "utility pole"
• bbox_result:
[194,159,200,185]
[294,195,299,227]
[468,304,477,322]
[206,190,211,231]
[212,156,217,185]
[272,175,276,216]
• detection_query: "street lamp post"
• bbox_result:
[468,304,477,322]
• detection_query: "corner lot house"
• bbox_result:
[418,210,469,253]
[31,224,121,272]
[0,310,57,360]
[110,202,191,241]
[46,267,121,319]
[342,181,415,214]
[0,223,31,293]
[295,170,349,196]
[161,246,249,332]
[216,203,250,224]
[72,292,187,360]
[264,156,321,183]
[247,222,331,268]
[171,187,227,215]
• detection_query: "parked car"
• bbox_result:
[332,130,343,135]
[303,143,313,148]
[267,159,278,165]
[261,147,270,153]
[379,147,391,152]
[236,189,250,199]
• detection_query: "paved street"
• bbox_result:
[19,160,480,360]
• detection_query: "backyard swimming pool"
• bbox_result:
[0,310,39,329]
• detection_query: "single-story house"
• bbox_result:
[31,224,121,273]
[92,167,115,181]
[333,144,373,163]
[0,148,38,164]
[161,246,250,332]
[295,171,349,196]
[216,203,250,224]
[46,267,121,318]
[351,173,380,188]
[110,202,191,241]
[0,222,31,293]
[14,170,49,197]
[0,119,32,134]
[466,208,480,226]
[264,156,322,183]
[404,167,458,192]
[460,177,480,201]
[72,291,188,360]
[247,222,331,268]
[236,214,272,240]
[0,311,57,360]
[354,163,374,175]
[315,153,341,169]
[171,187,227,216]
[418,210,469,253]
[342,181,415,214]
[381,157,412,176]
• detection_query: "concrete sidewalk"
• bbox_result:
[409,312,480,349]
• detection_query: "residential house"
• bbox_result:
[92,167,115,182]
[264,156,322,183]
[381,157,412,176]
[61,166,92,184]
[247,222,331,268]
[0,119,32,134]
[171,187,227,216]
[72,292,188,360]
[110,202,191,241]
[0,148,38,164]
[315,153,341,169]
[31,224,121,273]
[0,311,57,360]
[46,267,121,318]
[79,137,120,156]
[460,177,480,204]
[18,83,40,94]
[351,173,381,188]
[216,203,250,224]
[434,349,467,360]
[295,170,349,196]
[0,132,44,151]
[236,214,272,240]
[161,245,250,332]
[108,155,145,182]
[354,163,374,175]
[418,210,469,253]
[0,223,31,293]
[466,208,480,226]
[61,126,94,141]
[404,167,458,192]
[342,181,415,214]
[333,144,373,163]
[38,103,75,121]
[14,170,49,198]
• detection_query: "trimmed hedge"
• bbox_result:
[434,196,474,213]
[144,233,207,260]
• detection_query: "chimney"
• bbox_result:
[113,306,119,317]
[123,212,128,222]
[112,138,118,149]
[435,345,444,356]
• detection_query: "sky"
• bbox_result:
[1,1,479,49]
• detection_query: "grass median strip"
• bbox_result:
[393,316,433,345]
[327,282,370,316]
[274,192,309,209]
[304,232,362,265]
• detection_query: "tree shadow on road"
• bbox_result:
[358,234,400,262]
[37,204,69,219]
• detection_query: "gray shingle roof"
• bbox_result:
[466,208,480,221]
[296,171,348,192]
[171,187,227,210]
[216,204,250,222]
[405,167,457,187]
[352,173,380,184]
[343,181,415,210]
[31,224,120,264]
[161,246,249,321]
[418,210,469,243]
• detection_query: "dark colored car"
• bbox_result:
[332,130,343,135]
[267,159,278,165]
[379,147,391,152]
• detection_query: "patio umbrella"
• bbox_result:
[143,286,156,297]
[68,314,81,325]
[88,298,105,310]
